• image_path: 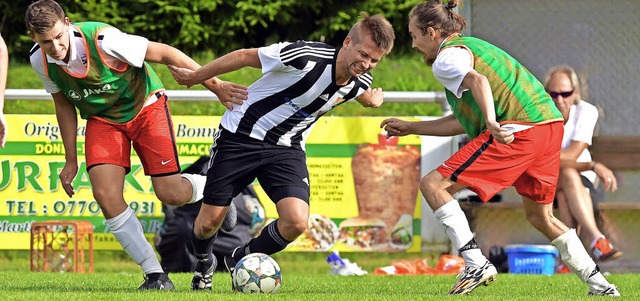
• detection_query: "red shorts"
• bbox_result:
[85,93,180,176]
[437,121,563,204]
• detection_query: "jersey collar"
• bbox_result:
[436,33,462,56]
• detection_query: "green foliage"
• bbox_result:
[3,0,423,61]
[62,0,226,50]
[309,0,423,54]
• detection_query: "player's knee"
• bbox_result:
[279,217,308,239]
[198,216,223,234]
[291,220,308,237]
[92,186,116,203]
[91,188,106,202]
[419,173,440,194]
[155,189,185,206]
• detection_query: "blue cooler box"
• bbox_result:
[504,244,558,276]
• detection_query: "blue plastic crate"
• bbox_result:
[504,244,558,276]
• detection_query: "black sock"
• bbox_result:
[234,220,291,262]
[191,230,217,261]
[459,238,479,253]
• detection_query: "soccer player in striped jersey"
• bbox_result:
[25,0,246,290]
[380,0,619,297]
[169,12,395,290]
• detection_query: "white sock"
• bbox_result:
[552,229,610,290]
[433,200,486,267]
[106,207,163,274]
[181,173,206,204]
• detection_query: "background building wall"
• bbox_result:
[467,0,640,136]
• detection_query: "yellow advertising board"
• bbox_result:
[0,114,422,252]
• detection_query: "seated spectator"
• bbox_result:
[543,65,622,262]
[154,156,266,273]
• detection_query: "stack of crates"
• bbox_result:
[30,220,94,273]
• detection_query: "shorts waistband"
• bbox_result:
[144,91,166,107]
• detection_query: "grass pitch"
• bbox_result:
[1,251,637,300]
[1,271,638,300]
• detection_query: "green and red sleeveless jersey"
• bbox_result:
[44,22,164,123]
[440,36,562,138]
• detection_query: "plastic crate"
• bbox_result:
[30,220,94,273]
[504,244,558,276]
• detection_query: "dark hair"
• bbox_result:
[25,0,66,34]
[409,0,467,38]
[348,12,395,54]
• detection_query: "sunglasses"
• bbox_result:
[547,89,574,99]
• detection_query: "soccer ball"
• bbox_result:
[232,253,282,293]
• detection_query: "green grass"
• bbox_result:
[4,271,636,301]
[1,251,637,300]
[0,250,440,274]
[1,268,637,300]
[4,53,443,117]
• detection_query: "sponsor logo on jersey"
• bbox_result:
[285,97,312,119]
[73,83,113,99]
[68,90,81,101]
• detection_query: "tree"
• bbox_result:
[3,0,421,61]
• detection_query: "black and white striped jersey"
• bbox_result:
[220,40,373,151]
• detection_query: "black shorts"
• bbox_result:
[202,128,310,206]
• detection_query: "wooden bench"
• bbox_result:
[591,136,640,170]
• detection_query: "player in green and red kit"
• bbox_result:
[26,0,246,290]
[381,0,619,297]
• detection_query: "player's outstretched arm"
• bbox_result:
[381,114,465,137]
[146,42,248,108]
[169,48,261,86]
[355,87,383,108]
